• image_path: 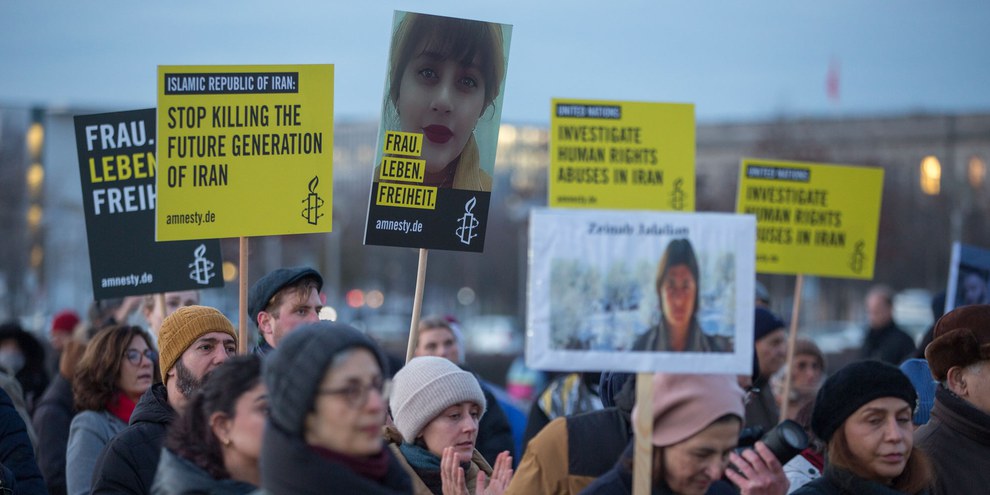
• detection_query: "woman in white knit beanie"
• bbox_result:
[386,356,513,495]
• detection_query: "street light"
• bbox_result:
[26,123,44,159]
[920,155,941,195]
[968,155,986,189]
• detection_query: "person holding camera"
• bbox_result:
[580,373,788,495]
[791,361,932,494]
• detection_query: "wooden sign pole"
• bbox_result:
[778,274,804,422]
[633,372,654,495]
[238,237,249,355]
[405,248,429,363]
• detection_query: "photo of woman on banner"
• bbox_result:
[377,12,509,192]
[957,267,990,306]
[632,238,729,352]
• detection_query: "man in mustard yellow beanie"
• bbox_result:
[90,305,237,495]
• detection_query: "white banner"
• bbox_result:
[527,208,755,374]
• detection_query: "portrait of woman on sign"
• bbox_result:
[375,12,511,192]
[632,238,730,353]
[957,267,990,307]
[529,210,752,375]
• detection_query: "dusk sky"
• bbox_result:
[3,0,988,123]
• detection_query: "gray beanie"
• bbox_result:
[389,356,487,443]
[264,321,387,436]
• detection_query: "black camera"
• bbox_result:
[732,420,809,470]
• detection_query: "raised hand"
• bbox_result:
[724,441,789,495]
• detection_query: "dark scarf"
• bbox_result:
[400,442,483,495]
[309,444,391,482]
[400,442,456,495]
[932,384,990,443]
[261,423,411,495]
[821,465,920,494]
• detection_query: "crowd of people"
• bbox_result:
[1,269,987,495]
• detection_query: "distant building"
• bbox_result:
[1,107,987,334]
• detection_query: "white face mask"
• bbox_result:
[0,350,25,375]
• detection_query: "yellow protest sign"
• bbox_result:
[156,65,333,240]
[736,158,884,279]
[549,99,694,211]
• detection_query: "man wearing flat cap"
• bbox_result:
[248,266,323,357]
[91,306,236,495]
[915,304,990,495]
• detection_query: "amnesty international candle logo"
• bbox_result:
[670,178,686,211]
[188,244,216,285]
[850,240,866,274]
[456,197,480,245]
[301,176,325,225]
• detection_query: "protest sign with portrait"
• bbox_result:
[527,208,755,374]
[364,11,513,252]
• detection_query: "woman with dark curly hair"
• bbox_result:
[152,354,266,494]
[66,325,158,495]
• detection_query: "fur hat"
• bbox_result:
[633,373,745,447]
[158,306,236,383]
[264,321,387,437]
[389,356,487,443]
[925,304,990,381]
[811,360,917,442]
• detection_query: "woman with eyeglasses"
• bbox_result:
[257,321,411,494]
[66,325,158,495]
[632,239,726,352]
[385,356,513,495]
[152,355,265,494]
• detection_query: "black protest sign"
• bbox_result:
[75,109,224,299]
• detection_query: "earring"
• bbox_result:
[223,438,232,447]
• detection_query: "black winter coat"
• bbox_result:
[476,380,515,465]
[150,448,255,495]
[90,383,175,495]
[792,466,927,495]
[257,422,411,495]
[31,375,74,495]
[0,387,45,494]
[578,441,736,495]
[860,321,915,365]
